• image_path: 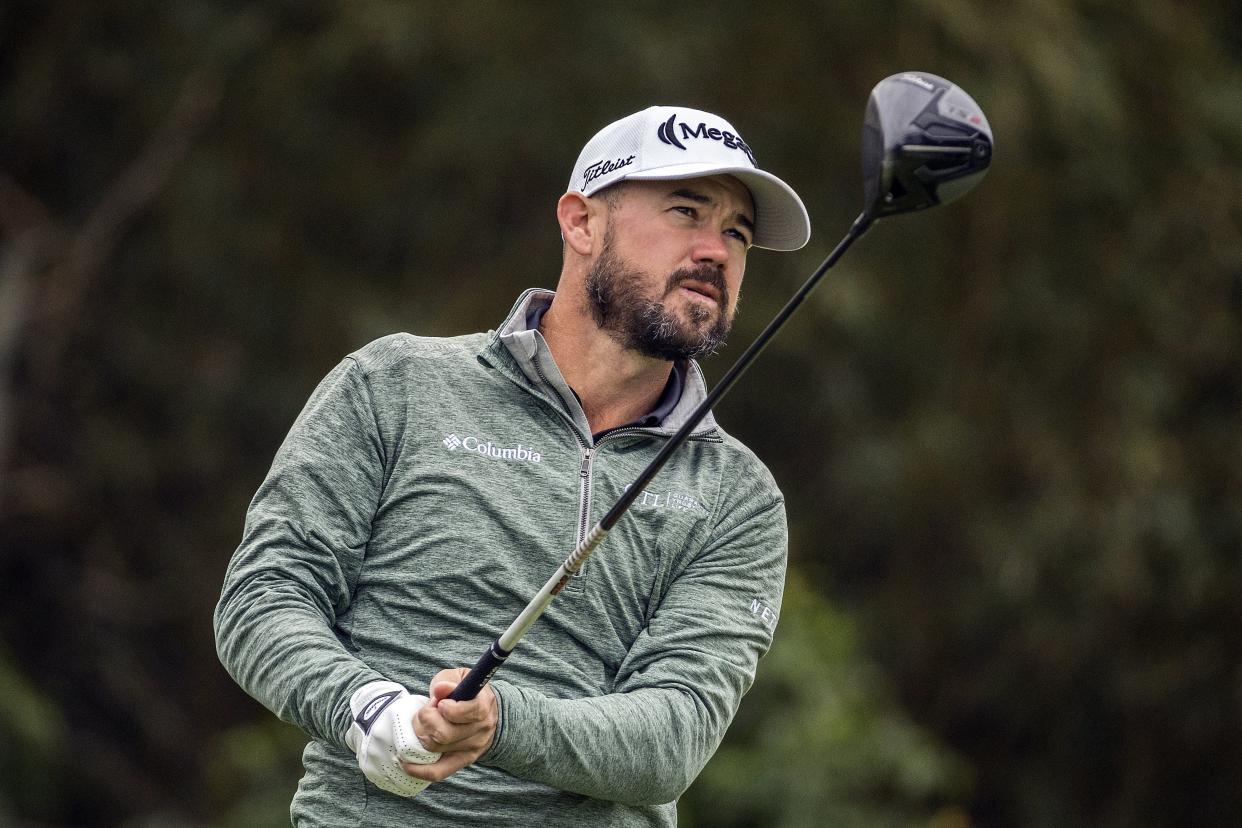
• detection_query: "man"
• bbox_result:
[214,105,810,826]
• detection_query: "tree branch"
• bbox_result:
[0,68,222,485]
[35,68,224,374]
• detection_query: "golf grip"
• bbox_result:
[448,213,874,702]
[447,640,511,702]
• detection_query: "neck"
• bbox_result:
[538,296,672,434]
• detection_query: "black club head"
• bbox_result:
[861,72,993,220]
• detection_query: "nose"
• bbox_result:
[690,226,730,268]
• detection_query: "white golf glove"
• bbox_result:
[345,680,441,797]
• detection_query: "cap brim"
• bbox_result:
[623,162,811,251]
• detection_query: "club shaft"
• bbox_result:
[600,212,872,531]
[449,212,874,701]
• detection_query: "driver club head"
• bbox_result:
[861,72,993,220]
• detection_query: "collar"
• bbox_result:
[486,288,719,442]
[525,301,685,434]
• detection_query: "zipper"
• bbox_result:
[594,425,723,446]
[576,447,594,550]
[529,351,595,581]
[572,427,720,570]
[528,349,720,583]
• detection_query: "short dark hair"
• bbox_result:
[595,181,628,208]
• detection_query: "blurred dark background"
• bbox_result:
[2,1,1241,825]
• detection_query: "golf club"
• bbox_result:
[449,71,993,702]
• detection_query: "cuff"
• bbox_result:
[478,679,519,767]
[333,670,393,751]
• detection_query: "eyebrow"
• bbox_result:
[669,188,756,236]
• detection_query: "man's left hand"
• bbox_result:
[401,667,498,783]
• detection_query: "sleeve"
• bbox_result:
[481,487,788,806]
[213,356,389,748]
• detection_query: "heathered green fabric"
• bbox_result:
[214,289,787,826]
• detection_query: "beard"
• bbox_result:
[584,230,733,362]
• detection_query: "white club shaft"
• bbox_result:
[497,524,609,651]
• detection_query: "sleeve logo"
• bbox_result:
[750,599,779,630]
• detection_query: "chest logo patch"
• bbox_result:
[443,433,543,464]
[625,486,701,514]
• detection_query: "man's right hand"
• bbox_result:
[400,667,499,784]
[345,680,442,797]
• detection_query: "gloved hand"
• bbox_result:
[345,680,442,797]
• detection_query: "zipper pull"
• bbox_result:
[580,448,593,478]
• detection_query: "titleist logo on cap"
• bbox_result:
[582,155,636,188]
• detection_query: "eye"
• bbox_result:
[727,228,752,247]
[672,205,697,218]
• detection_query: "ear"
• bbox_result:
[557,192,599,256]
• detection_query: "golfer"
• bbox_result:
[215,105,810,826]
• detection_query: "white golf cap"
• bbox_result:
[568,105,811,251]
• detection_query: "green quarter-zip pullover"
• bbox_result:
[214,289,788,826]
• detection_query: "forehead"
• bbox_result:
[625,175,755,219]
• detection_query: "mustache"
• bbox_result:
[665,266,729,306]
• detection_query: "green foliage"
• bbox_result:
[200,720,308,828]
[679,572,971,827]
[0,642,65,819]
